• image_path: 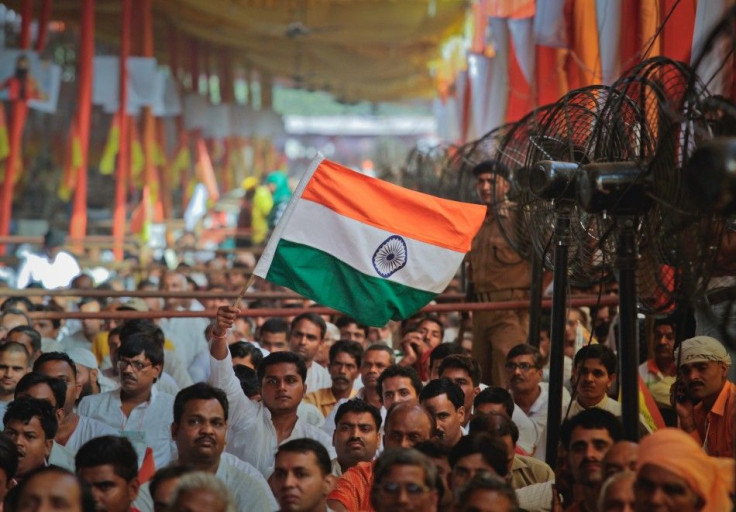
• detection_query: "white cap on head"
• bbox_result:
[66,347,99,370]
[675,336,731,367]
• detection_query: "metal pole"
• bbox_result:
[528,250,544,347]
[617,217,640,441]
[545,209,571,466]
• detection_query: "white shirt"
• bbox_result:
[209,352,336,478]
[77,387,175,469]
[158,315,210,373]
[49,441,75,471]
[134,453,277,512]
[306,362,332,392]
[65,415,118,455]
[16,250,81,289]
[0,400,8,428]
[298,402,326,427]
[59,330,93,353]
[521,383,571,461]
[565,395,653,433]
[565,395,622,420]
[512,406,540,456]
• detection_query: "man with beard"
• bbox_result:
[672,335,735,457]
[209,305,334,478]
[75,436,140,512]
[331,400,381,476]
[77,332,175,469]
[560,408,623,512]
[2,397,56,483]
[305,341,362,417]
[33,352,116,453]
[270,438,337,512]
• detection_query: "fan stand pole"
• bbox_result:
[528,251,545,347]
[617,216,640,441]
[545,208,571,466]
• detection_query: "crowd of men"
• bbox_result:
[0,261,734,512]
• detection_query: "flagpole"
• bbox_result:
[232,274,255,309]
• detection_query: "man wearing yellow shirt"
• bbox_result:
[304,340,362,417]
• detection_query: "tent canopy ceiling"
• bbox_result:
[14,0,468,103]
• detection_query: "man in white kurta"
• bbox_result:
[209,305,336,478]
[77,331,176,469]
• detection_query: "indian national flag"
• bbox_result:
[253,156,486,326]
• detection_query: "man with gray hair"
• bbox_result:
[671,335,734,457]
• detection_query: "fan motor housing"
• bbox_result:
[530,160,579,201]
[577,162,651,215]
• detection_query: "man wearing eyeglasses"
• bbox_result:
[370,448,438,512]
[78,331,175,470]
[505,344,570,453]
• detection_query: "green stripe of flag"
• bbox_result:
[266,239,436,326]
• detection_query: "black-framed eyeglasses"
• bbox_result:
[504,362,536,372]
[378,481,429,496]
[117,358,153,372]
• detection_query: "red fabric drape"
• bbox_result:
[0,0,33,254]
[35,0,53,52]
[139,0,162,234]
[113,0,132,261]
[69,0,94,244]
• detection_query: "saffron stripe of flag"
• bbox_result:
[254,156,486,326]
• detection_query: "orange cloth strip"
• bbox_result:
[301,160,486,252]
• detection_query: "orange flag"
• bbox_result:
[195,137,219,201]
[638,375,667,432]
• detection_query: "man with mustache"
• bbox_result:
[2,397,56,483]
[560,408,623,512]
[419,378,465,449]
[304,340,363,417]
[209,305,335,479]
[671,335,734,457]
[327,402,436,511]
[289,312,332,391]
[77,332,175,470]
[331,399,381,476]
[638,317,678,410]
[167,383,272,511]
